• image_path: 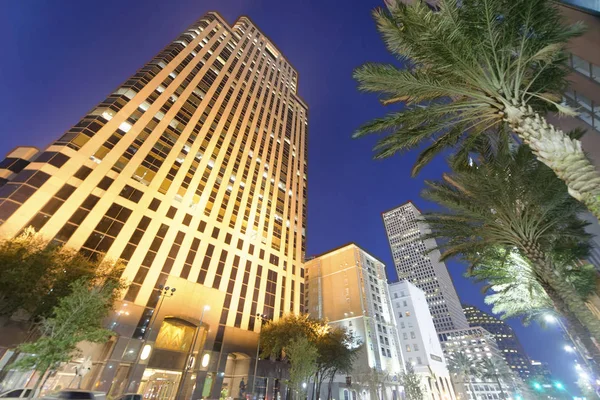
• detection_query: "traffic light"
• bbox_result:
[553,381,564,390]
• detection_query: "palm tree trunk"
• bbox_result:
[504,104,600,220]
[495,377,506,400]
[522,246,600,343]
[537,278,600,374]
[523,244,600,374]
[468,380,478,400]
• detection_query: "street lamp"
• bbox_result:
[564,345,575,353]
[544,314,557,323]
[175,304,210,400]
[126,285,176,392]
[251,313,269,399]
[544,314,597,376]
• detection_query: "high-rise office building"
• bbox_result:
[382,202,468,332]
[0,12,307,400]
[304,244,404,400]
[439,327,519,400]
[389,281,456,400]
[462,305,531,380]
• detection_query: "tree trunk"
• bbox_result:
[495,377,506,400]
[315,371,324,400]
[504,104,600,220]
[468,380,478,400]
[522,246,600,350]
[327,373,335,400]
[27,367,49,399]
[537,277,600,374]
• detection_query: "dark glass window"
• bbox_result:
[166,206,177,219]
[198,220,207,232]
[10,185,36,203]
[182,214,192,226]
[48,153,70,168]
[211,227,220,239]
[0,200,20,221]
[55,184,76,200]
[81,195,100,210]
[27,171,50,188]
[149,198,161,211]
[74,166,93,180]
[98,176,114,190]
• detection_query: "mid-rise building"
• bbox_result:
[0,12,307,400]
[439,328,519,400]
[549,1,600,165]
[382,202,468,332]
[304,243,404,400]
[389,281,456,400]
[462,305,531,380]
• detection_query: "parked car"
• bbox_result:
[0,389,34,399]
[114,394,141,400]
[43,391,106,400]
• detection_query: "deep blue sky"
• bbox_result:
[0,0,579,393]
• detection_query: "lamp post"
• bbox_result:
[545,313,597,376]
[251,313,269,400]
[175,304,210,400]
[126,285,176,392]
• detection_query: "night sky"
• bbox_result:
[0,0,579,393]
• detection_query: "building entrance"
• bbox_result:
[138,369,181,400]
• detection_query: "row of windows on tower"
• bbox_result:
[34,15,305,255]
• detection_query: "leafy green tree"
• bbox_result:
[260,314,321,360]
[0,229,122,321]
[352,365,389,400]
[11,277,123,397]
[399,363,424,400]
[314,327,360,400]
[285,337,318,400]
[447,352,482,399]
[420,138,600,359]
[260,315,360,400]
[353,0,600,219]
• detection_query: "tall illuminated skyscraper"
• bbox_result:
[0,12,307,400]
[463,305,531,380]
[382,202,468,333]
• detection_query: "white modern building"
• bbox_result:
[439,328,519,400]
[389,281,457,400]
[382,202,469,333]
[304,243,404,400]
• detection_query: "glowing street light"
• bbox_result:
[544,314,556,323]
[564,345,575,353]
[532,382,542,391]
[553,381,564,390]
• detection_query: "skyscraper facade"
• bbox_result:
[0,12,307,400]
[382,202,468,332]
[439,327,520,400]
[463,305,531,380]
[389,281,456,400]
[304,243,404,400]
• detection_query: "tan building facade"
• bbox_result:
[304,244,404,400]
[0,12,307,400]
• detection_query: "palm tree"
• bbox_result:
[419,138,600,362]
[479,357,512,399]
[353,0,600,219]
[477,250,600,375]
[447,352,482,399]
